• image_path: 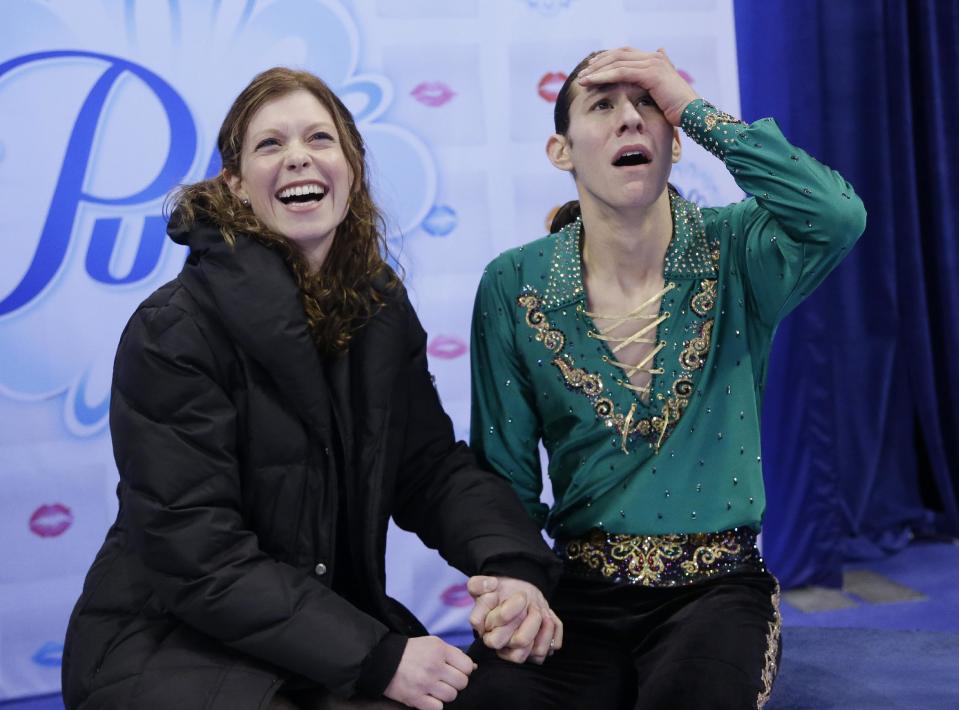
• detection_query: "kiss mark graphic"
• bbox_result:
[411,81,456,107]
[538,72,567,102]
[440,583,473,607]
[428,335,468,360]
[29,503,73,538]
[32,642,64,667]
[421,205,457,236]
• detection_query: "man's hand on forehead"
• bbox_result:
[577,47,699,126]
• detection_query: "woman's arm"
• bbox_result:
[388,285,558,592]
[387,274,562,665]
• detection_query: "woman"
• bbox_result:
[460,48,866,709]
[61,67,562,710]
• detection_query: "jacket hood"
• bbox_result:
[166,207,225,251]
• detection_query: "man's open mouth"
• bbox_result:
[612,149,651,167]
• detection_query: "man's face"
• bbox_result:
[549,82,680,213]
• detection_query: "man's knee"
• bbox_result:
[448,662,544,709]
[638,658,769,710]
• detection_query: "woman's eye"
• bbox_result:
[637,96,654,107]
[592,99,613,110]
[310,132,334,142]
[254,137,279,150]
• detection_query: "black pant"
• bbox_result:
[268,690,404,709]
[450,570,781,710]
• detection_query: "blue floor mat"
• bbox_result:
[768,626,959,710]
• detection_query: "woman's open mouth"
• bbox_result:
[276,182,327,205]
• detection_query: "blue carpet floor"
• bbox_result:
[5,541,958,709]
[768,627,959,709]
[780,540,959,633]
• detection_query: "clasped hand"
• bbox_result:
[382,577,561,709]
[466,576,563,664]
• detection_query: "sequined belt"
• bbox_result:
[555,527,764,588]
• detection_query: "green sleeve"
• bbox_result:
[682,98,867,326]
[469,259,548,527]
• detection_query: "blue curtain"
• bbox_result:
[734,0,959,588]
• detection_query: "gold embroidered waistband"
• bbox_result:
[556,527,764,588]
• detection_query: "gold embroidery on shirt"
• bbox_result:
[690,278,718,317]
[680,320,714,371]
[554,354,603,397]
[704,108,745,131]
[519,292,645,444]
[518,293,565,352]
[519,203,719,453]
[673,377,694,397]
[518,289,718,453]
[594,398,614,417]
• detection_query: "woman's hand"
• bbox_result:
[467,576,563,665]
[383,636,475,710]
[577,47,699,126]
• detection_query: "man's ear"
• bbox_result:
[671,128,682,164]
[225,170,248,202]
[546,133,574,172]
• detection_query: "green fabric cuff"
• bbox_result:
[680,98,747,161]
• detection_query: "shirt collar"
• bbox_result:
[540,189,718,312]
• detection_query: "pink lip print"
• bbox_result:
[538,71,567,102]
[29,503,73,538]
[678,69,695,84]
[427,335,467,360]
[440,583,473,607]
[411,81,456,107]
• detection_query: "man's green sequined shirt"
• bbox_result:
[469,99,866,540]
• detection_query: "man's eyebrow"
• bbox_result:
[583,82,651,97]
[584,82,617,95]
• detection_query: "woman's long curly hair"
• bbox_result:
[167,67,398,354]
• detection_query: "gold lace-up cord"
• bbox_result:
[584,283,675,327]
[586,282,675,398]
[621,402,638,453]
[609,343,667,392]
[592,315,667,353]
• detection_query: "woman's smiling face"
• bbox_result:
[228,89,352,269]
